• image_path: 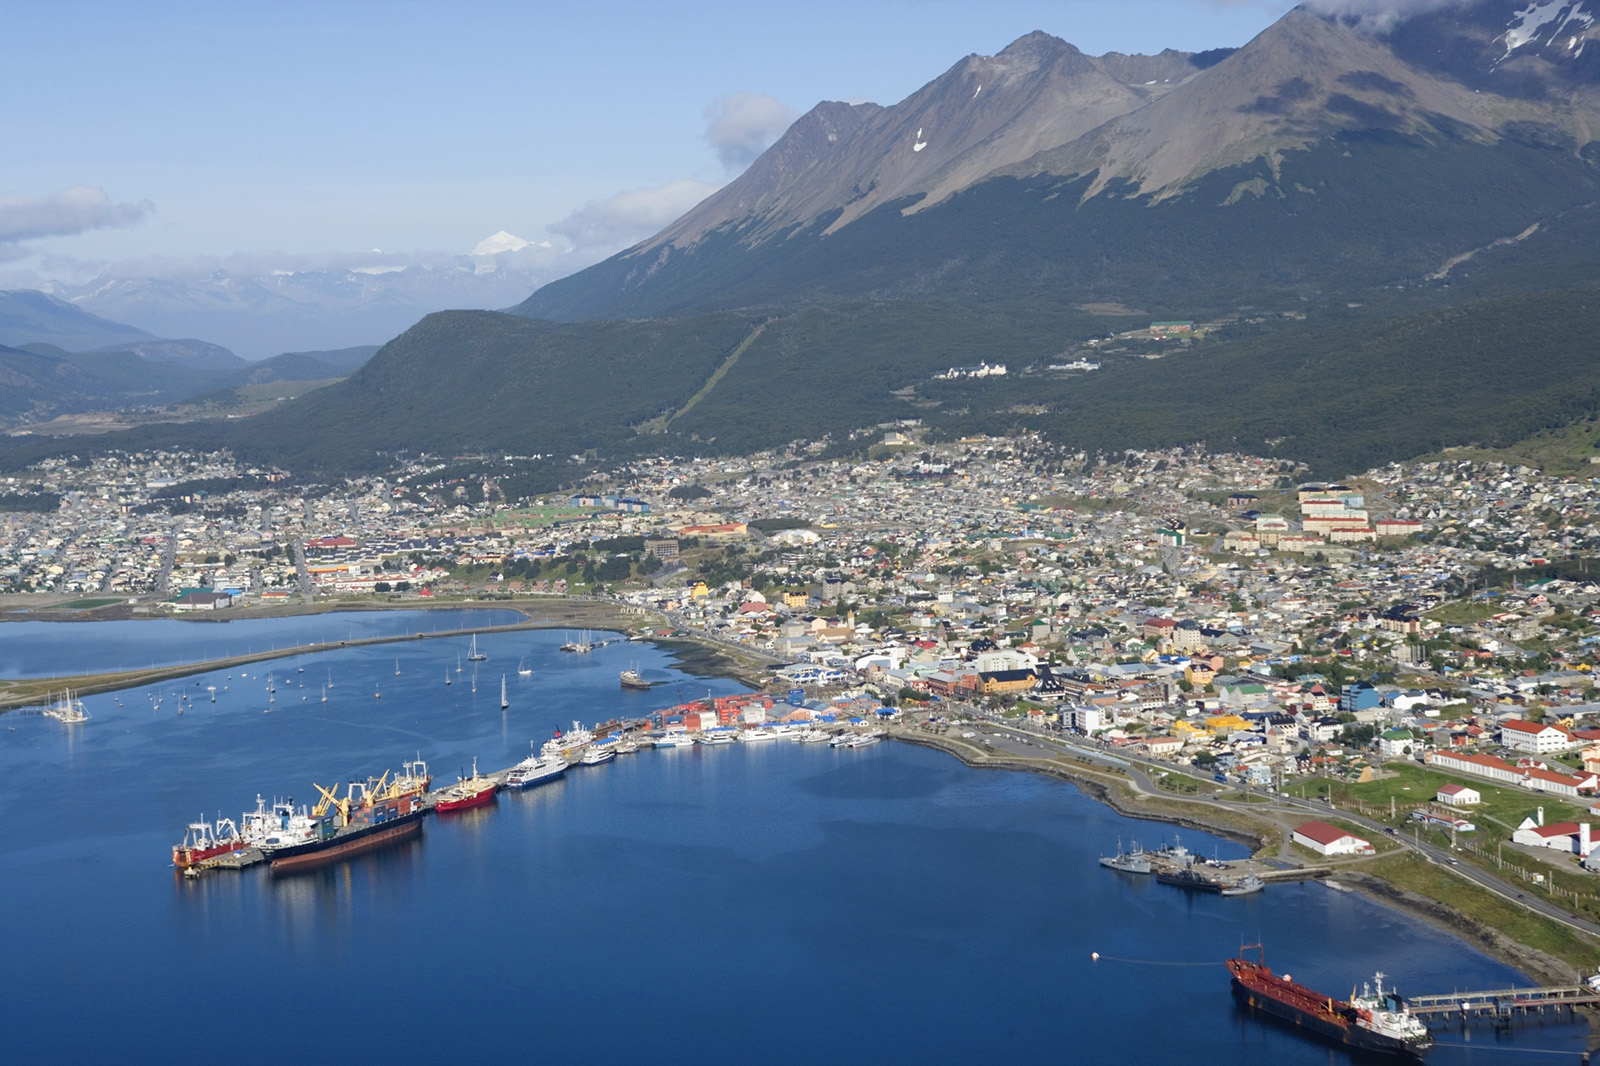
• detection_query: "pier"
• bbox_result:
[182,847,265,877]
[1406,983,1600,1018]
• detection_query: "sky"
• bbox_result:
[1,0,1296,286]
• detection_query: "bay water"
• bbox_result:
[0,615,1585,1064]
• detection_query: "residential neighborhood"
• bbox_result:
[5,432,1600,876]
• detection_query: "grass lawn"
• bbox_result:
[1368,852,1600,971]
[1328,762,1588,833]
[58,598,122,609]
[1156,771,1214,795]
[1427,600,1499,625]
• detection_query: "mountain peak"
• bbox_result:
[472,230,532,256]
[995,30,1079,61]
[634,30,1196,255]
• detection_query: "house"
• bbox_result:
[1378,729,1418,760]
[1292,820,1374,856]
[1436,783,1480,806]
[1144,735,1184,758]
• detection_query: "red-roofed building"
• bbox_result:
[1511,821,1592,854]
[1500,719,1577,755]
[1523,767,1597,798]
[1428,751,1523,786]
[1436,783,1480,806]
[1292,820,1374,856]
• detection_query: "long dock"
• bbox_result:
[1407,983,1600,1017]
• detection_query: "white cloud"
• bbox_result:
[0,185,153,247]
[548,178,722,252]
[1302,0,1467,33]
[704,92,798,171]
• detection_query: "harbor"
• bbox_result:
[4,621,1591,1065]
[174,690,888,879]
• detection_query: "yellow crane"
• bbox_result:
[312,781,349,824]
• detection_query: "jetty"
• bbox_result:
[182,847,265,877]
[1405,982,1600,1019]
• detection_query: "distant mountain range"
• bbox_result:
[0,290,378,426]
[5,1,1600,478]
[33,241,570,360]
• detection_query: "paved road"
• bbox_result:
[289,538,313,604]
[945,712,1600,940]
[155,530,177,595]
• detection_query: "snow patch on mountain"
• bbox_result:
[1501,0,1592,59]
[472,230,537,256]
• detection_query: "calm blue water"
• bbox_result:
[0,621,1586,1064]
[0,607,522,678]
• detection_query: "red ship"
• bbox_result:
[1227,946,1433,1058]
[433,759,498,813]
[172,817,245,868]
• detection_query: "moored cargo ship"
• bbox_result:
[1227,947,1433,1058]
[255,759,434,875]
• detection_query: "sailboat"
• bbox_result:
[445,665,452,686]
[500,675,509,710]
[467,635,486,662]
[44,689,89,723]
[456,656,462,674]
[517,656,532,677]
[394,659,401,676]
[327,668,334,689]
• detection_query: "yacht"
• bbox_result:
[505,751,568,789]
[579,742,616,766]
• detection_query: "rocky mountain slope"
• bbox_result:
[520,1,1600,321]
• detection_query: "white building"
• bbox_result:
[1436,783,1480,806]
[1500,719,1577,754]
[1292,820,1374,857]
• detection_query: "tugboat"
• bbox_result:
[1220,873,1266,896]
[1227,945,1433,1058]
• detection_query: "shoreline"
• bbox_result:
[5,596,1595,1023]
[0,595,776,709]
[891,726,1596,1000]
